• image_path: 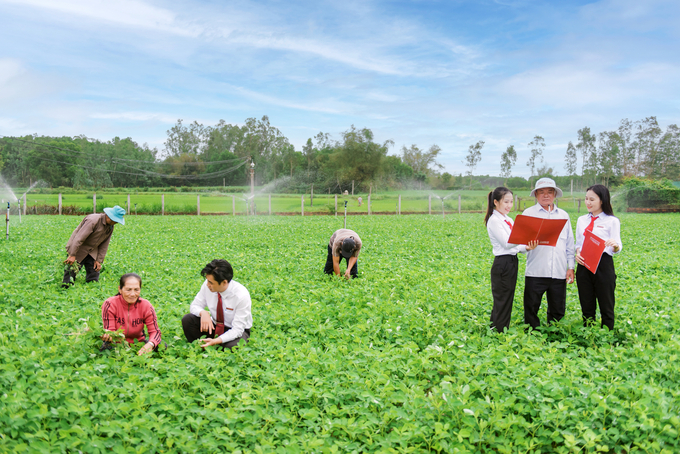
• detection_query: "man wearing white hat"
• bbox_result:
[62,205,126,287]
[522,178,575,328]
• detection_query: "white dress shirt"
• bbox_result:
[487,210,527,256]
[523,203,575,279]
[189,279,253,344]
[575,212,622,257]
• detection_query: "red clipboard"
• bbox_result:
[507,215,568,247]
[580,229,606,273]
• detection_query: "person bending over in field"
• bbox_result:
[324,228,362,279]
[62,205,126,288]
[101,273,162,355]
[181,259,253,350]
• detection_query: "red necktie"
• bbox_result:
[505,220,513,230]
[215,292,225,337]
[585,216,598,233]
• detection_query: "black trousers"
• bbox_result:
[576,254,616,330]
[181,314,250,350]
[490,255,518,332]
[323,245,358,278]
[62,254,99,286]
[524,277,567,328]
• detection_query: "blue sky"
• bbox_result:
[0,0,678,177]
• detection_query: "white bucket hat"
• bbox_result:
[530,178,563,198]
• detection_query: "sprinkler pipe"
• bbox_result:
[344,200,348,229]
[5,202,9,240]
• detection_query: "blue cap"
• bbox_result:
[103,205,126,225]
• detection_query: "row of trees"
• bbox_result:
[465,116,680,189]
[564,117,680,185]
[0,117,443,191]
[1,115,678,191]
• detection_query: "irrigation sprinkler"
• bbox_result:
[431,192,456,218]
[134,203,137,216]
[5,202,9,240]
[344,200,348,229]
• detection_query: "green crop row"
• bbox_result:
[0,214,678,453]
[7,190,594,215]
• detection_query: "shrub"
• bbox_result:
[624,177,680,207]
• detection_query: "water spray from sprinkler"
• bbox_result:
[5,202,9,240]
[430,192,456,217]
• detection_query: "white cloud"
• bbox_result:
[0,0,198,36]
[90,111,178,123]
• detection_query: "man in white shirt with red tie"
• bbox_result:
[181,259,253,350]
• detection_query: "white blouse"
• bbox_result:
[487,210,527,257]
[575,212,622,257]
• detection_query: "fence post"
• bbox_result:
[301,195,304,216]
[335,194,338,216]
[58,193,62,215]
[162,194,165,216]
[197,195,200,216]
[515,195,519,212]
[127,194,130,214]
[458,195,461,214]
[578,199,581,214]
[269,194,272,215]
[428,195,431,215]
[398,194,401,215]
[23,194,26,215]
[93,193,96,214]
[232,196,236,215]
[311,184,314,207]
[368,195,371,215]
[352,180,354,195]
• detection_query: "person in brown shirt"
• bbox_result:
[62,205,126,288]
[324,228,362,279]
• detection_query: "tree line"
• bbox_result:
[1,115,677,191]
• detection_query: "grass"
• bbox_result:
[12,189,589,214]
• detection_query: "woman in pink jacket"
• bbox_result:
[101,273,162,355]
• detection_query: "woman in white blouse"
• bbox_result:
[575,184,622,330]
[485,187,537,332]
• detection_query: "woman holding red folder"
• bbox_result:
[485,187,538,332]
[575,184,622,330]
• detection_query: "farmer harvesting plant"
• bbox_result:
[101,273,162,355]
[62,205,125,288]
[182,259,252,350]
[324,228,362,279]
[523,178,575,328]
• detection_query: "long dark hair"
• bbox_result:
[118,273,142,292]
[586,184,614,216]
[485,187,513,225]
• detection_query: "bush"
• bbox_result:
[624,177,680,207]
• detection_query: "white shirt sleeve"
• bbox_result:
[607,217,623,255]
[219,292,252,344]
[189,281,209,317]
[565,217,575,270]
[487,214,526,255]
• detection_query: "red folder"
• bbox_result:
[580,230,606,273]
[507,215,568,247]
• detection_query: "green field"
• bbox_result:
[0,214,678,452]
[11,189,589,214]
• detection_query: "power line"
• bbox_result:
[2,136,249,166]
[35,156,247,180]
